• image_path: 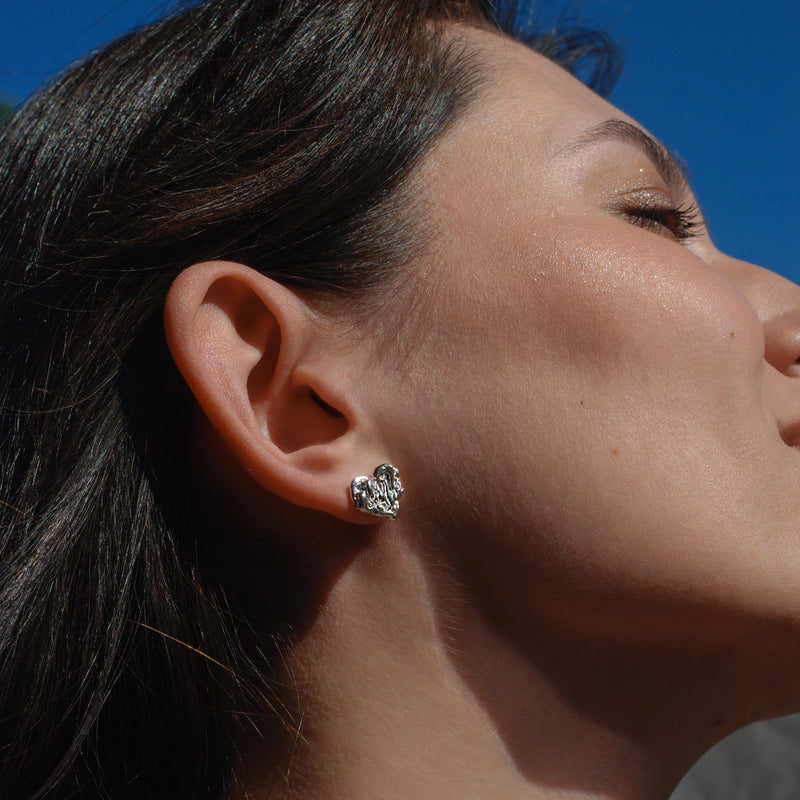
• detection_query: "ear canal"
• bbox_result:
[265,384,349,455]
[310,389,345,418]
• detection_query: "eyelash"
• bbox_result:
[622,201,701,241]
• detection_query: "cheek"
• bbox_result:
[511,221,762,372]
[421,213,765,441]
[387,216,793,633]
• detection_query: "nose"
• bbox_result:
[715,253,800,377]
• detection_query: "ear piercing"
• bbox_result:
[350,464,403,519]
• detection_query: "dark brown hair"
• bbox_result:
[0,1,619,796]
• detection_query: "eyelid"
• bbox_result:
[612,186,677,209]
[613,185,705,223]
[612,180,703,216]
[609,188,704,242]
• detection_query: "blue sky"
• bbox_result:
[1,0,797,284]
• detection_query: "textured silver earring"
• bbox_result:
[350,463,403,519]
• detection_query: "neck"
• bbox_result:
[236,526,783,800]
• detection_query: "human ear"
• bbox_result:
[164,260,382,523]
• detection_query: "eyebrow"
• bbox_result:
[564,118,692,193]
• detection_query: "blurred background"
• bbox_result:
[1,1,798,797]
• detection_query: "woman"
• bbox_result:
[2,0,799,798]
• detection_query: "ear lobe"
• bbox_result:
[164,260,379,523]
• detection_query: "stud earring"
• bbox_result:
[350,463,404,519]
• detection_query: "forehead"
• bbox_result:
[426,29,627,184]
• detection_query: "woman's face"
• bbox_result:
[372,31,800,656]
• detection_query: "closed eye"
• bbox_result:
[619,200,702,242]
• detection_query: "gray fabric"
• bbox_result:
[671,715,800,799]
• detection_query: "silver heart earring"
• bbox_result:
[350,463,404,519]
